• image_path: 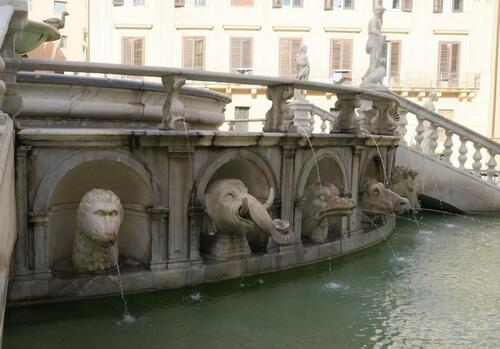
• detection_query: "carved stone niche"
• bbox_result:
[263,84,294,133]
[72,189,124,273]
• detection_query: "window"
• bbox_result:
[54,1,66,15]
[59,36,67,49]
[330,39,352,84]
[183,37,205,70]
[185,0,206,7]
[333,0,354,9]
[234,107,250,132]
[279,38,302,77]
[122,37,144,65]
[383,40,401,85]
[434,0,463,13]
[123,0,145,5]
[232,0,253,6]
[438,41,460,87]
[382,0,399,9]
[282,0,303,8]
[230,38,252,73]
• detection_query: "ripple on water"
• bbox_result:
[323,280,349,290]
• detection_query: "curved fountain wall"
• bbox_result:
[8,72,401,303]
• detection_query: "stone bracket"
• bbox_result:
[368,99,398,135]
[161,75,186,130]
[263,84,294,133]
[331,93,361,134]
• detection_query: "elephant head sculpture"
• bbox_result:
[360,178,410,218]
[390,166,420,212]
[203,179,295,245]
[300,182,355,243]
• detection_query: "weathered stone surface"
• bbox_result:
[390,166,420,212]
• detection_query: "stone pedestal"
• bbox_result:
[289,98,312,134]
[206,234,251,262]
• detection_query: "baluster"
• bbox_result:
[228,120,235,131]
[486,150,497,183]
[309,112,315,133]
[442,129,454,164]
[472,143,483,177]
[458,136,468,170]
[320,117,327,134]
[414,116,425,151]
[427,123,439,157]
[397,109,408,145]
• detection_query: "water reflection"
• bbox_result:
[4,213,500,349]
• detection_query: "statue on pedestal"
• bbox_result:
[362,5,387,87]
[294,44,310,100]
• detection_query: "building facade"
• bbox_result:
[30,0,497,138]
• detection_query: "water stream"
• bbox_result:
[5,213,500,348]
[109,250,134,324]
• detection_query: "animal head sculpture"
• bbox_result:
[390,166,420,212]
[360,178,410,218]
[72,189,124,273]
[300,182,355,243]
[203,179,294,245]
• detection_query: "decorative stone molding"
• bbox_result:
[161,75,186,130]
[264,84,294,133]
[223,25,261,31]
[382,28,410,34]
[175,25,214,30]
[29,211,51,279]
[323,27,362,33]
[113,23,153,30]
[272,26,310,32]
[147,207,169,270]
[433,29,469,36]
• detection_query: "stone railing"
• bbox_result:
[395,94,500,184]
[11,58,401,136]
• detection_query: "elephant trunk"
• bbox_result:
[246,194,295,245]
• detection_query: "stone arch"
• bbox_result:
[359,149,386,187]
[296,148,350,196]
[33,149,157,270]
[196,149,279,203]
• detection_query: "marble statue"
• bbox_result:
[72,189,124,273]
[360,178,410,218]
[299,182,355,243]
[390,166,420,212]
[294,44,310,101]
[43,11,69,30]
[203,179,295,256]
[361,5,387,87]
[423,92,437,112]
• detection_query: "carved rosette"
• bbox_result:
[263,84,294,133]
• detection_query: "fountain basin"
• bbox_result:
[16,20,60,55]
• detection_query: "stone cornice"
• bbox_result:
[323,27,362,33]
[176,24,214,31]
[433,29,470,36]
[223,25,261,31]
[382,28,410,34]
[273,26,311,32]
[113,23,153,30]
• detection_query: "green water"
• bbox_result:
[4,213,500,349]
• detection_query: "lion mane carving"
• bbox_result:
[72,189,124,273]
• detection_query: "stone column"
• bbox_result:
[350,146,364,234]
[29,211,51,279]
[188,204,203,264]
[167,147,192,269]
[281,139,301,246]
[148,207,169,271]
[14,145,30,276]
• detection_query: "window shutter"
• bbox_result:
[230,38,242,72]
[279,38,291,76]
[175,0,185,7]
[401,0,412,12]
[324,0,333,10]
[389,41,401,84]
[331,40,342,71]
[438,42,450,83]
[241,38,252,69]
[133,38,144,65]
[183,37,193,68]
[433,0,443,13]
[272,0,282,8]
[193,38,204,69]
[331,39,352,81]
[122,38,132,64]
[450,42,460,86]
[344,0,354,9]
[292,0,302,7]
[453,0,463,12]
[113,0,124,6]
[342,39,352,79]
[232,0,253,5]
[291,39,302,76]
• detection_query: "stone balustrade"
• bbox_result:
[394,94,500,185]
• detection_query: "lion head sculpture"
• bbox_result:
[72,189,124,273]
